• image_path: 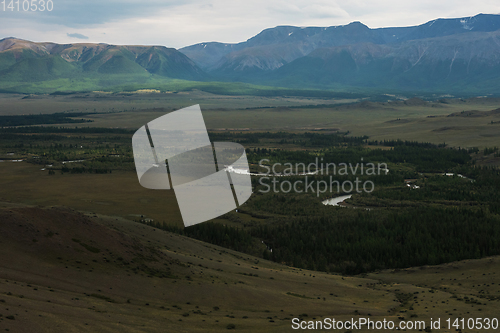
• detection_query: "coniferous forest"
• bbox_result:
[152,133,500,275]
[2,125,498,275]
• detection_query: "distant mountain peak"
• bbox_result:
[346,21,369,28]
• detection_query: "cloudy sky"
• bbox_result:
[1,0,500,48]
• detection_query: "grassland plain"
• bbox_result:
[2,92,496,148]
[0,162,184,227]
[73,97,500,148]
[0,91,357,115]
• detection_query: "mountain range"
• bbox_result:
[2,13,500,94]
[180,13,500,93]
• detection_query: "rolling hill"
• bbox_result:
[1,203,499,332]
[0,38,206,84]
[0,203,399,332]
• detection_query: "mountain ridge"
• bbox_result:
[177,13,500,93]
[180,13,500,71]
[0,37,207,82]
[264,30,500,91]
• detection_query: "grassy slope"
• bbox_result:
[0,56,79,82]
[0,74,366,98]
[0,204,394,332]
[0,203,498,332]
[0,162,184,227]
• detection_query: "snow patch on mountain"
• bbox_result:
[460,17,474,30]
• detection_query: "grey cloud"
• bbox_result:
[6,0,191,27]
[67,33,89,39]
[2,0,500,49]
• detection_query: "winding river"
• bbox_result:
[321,194,352,206]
